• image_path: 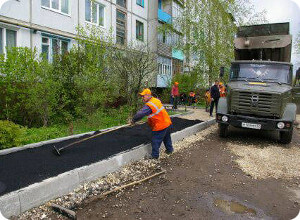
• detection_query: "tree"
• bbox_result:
[107,43,157,114]
[168,0,267,87]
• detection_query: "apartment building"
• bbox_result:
[156,0,184,88]
[0,0,184,87]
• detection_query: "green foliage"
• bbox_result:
[0,120,27,149]
[23,106,132,145]
[0,47,58,127]
[24,125,67,145]
[166,0,267,87]
[0,25,156,148]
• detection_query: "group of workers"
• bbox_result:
[171,82,197,108]
[205,80,226,117]
[131,80,226,160]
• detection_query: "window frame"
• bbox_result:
[136,0,144,7]
[136,20,144,41]
[116,0,126,8]
[0,27,17,54]
[116,10,127,45]
[85,0,105,27]
[41,0,70,16]
[41,34,70,62]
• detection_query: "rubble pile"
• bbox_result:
[228,142,300,179]
[15,159,161,220]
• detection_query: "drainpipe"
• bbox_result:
[30,0,33,49]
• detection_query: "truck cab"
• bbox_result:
[216,23,298,144]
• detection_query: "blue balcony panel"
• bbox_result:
[158,9,172,24]
[172,49,184,60]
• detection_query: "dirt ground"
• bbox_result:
[74,114,300,220]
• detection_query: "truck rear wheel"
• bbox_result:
[279,128,293,144]
[219,124,229,138]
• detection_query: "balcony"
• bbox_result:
[172,49,184,60]
[158,9,171,24]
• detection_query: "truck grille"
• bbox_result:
[231,91,280,117]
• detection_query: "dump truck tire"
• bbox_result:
[279,128,293,144]
[219,123,229,138]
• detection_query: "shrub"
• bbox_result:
[0,120,27,149]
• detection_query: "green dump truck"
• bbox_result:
[217,22,300,144]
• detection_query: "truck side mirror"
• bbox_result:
[220,67,225,78]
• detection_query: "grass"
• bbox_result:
[21,107,132,145]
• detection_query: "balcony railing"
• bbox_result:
[158,9,171,24]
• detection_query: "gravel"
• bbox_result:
[228,143,300,180]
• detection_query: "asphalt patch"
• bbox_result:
[0,117,202,196]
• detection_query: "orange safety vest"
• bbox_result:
[189,92,195,97]
[145,97,172,131]
[219,86,226,97]
[205,91,211,103]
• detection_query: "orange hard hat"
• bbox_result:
[219,82,223,86]
[174,82,179,85]
[139,88,152,96]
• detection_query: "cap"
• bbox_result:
[174,82,179,85]
[139,88,152,96]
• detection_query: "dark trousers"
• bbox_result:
[151,125,173,158]
[172,96,179,109]
[210,98,219,116]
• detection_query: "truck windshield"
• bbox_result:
[230,63,292,84]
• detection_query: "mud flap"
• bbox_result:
[282,103,297,121]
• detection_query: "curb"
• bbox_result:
[0,119,216,218]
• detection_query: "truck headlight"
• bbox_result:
[222,116,228,122]
[277,122,285,129]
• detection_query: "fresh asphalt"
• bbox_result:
[0,118,202,196]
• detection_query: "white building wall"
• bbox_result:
[32,1,77,34]
[0,0,151,56]
[0,0,29,22]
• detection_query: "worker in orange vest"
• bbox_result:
[219,82,226,97]
[188,91,196,107]
[131,88,173,159]
[205,89,211,112]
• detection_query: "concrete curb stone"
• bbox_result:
[0,118,216,218]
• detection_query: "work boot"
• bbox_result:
[165,150,173,155]
[144,154,159,160]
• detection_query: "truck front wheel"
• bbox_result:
[279,129,293,144]
[219,124,229,138]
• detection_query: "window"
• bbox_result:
[172,59,183,75]
[172,1,183,31]
[42,37,50,60]
[172,33,180,46]
[41,0,70,14]
[0,28,3,54]
[117,0,126,8]
[136,20,144,41]
[157,56,172,87]
[158,31,172,45]
[0,28,17,54]
[116,10,126,45]
[6,30,16,50]
[85,0,105,26]
[41,35,69,61]
[136,0,144,7]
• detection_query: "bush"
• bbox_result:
[0,120,27,149]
